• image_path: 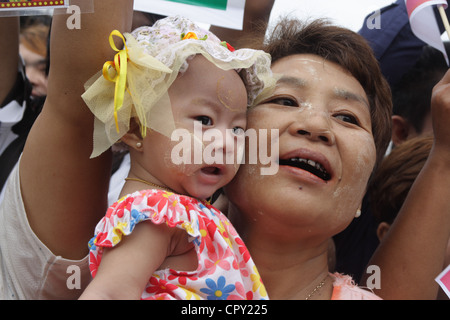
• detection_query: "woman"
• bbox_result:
[224,18,450,299]
[224,19,390,299]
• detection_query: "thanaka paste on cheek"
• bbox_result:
[299,101,313,110]
[217,76,233,112]
[217,76,245,113]
[332,132,375,222]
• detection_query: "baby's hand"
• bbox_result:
[431,68,450,157]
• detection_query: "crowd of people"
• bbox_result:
[0,0,450,300]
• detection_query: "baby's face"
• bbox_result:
[143,55,248,200]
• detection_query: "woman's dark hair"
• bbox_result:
[369,135,433,225]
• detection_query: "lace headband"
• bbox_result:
[82,16,274,158]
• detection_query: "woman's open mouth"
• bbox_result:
[279,156,332,182]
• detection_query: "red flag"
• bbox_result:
[405,0,449,64]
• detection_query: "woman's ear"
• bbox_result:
[391,115,411,147]
[120,118,144,152]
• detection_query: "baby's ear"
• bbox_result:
[121,118,144,151]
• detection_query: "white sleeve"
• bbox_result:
[0,161,91,300]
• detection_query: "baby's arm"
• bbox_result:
[80,221,173,300]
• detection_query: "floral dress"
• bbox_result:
[88,189,268,300]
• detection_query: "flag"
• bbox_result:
[435,264,450,299]
[134,0,246,30]
[166,0,228,11]
[405,0,449,64]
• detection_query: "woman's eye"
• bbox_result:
[335,114,359,126]
[268,97,298,107]
[232,127,245,135]
[195,116,213,126]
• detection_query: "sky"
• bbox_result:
[268,0,395,32]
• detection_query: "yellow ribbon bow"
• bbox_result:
[102,30,129,133]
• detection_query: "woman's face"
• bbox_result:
[225,54,377,238]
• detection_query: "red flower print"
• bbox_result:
[105,206,114,219]
[196,214,216,254]
[89,251,100,278]
[110,200,127,220]
[238,260,250,277]
[235,237,251,263]
[146,277,178,298]
[145,191,185,227]
[125,198,133,213]
[131,194,145,205]
[227,281,246,300]
[168,269,198,286]
[199,245,233,277]
[225,282,255,300]
[206,220,218,241]
[95,232,112,248]
[217,212,238,238]
[146,192,169,215]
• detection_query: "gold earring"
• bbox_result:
[355,208,362,218]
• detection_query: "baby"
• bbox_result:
[79,16,273,300]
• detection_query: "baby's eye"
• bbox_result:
[232,127,245,135]
[335,114,360,126]
[195,116,213,126]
